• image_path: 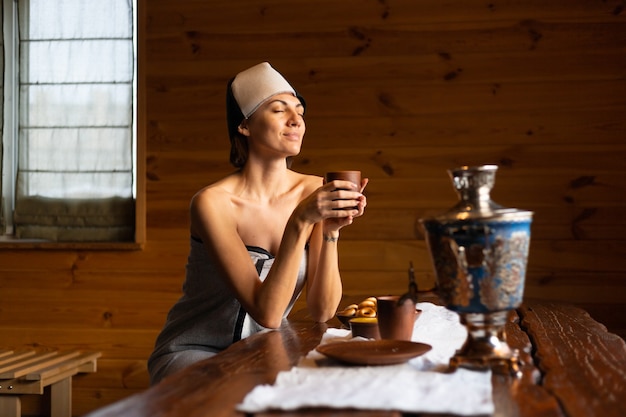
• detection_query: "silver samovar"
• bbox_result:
[420,165,533,376]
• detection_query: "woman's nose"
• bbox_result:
[288,112,301,126]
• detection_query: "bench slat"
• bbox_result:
[25,351,102,381]
[0,351,37,368]
[0,351,81,379]
[0,351,57,376]
[0,350,15,359]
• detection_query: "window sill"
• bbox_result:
[0,236,144,251]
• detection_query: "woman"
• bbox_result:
[148,62,368,384]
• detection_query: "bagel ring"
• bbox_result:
[358,300,376,309]
[357,306,377,318]
[338,306,358,317]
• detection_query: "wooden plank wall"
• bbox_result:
[1,0,625,415]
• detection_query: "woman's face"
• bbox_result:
[239,93,306,160]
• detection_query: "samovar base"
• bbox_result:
[449,310,522,377]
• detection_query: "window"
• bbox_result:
[1,0,141,245]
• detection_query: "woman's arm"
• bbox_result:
[305,222,343,322]
[191,188,311,329]
[305,178,369,322]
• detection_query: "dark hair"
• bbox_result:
[226,77,248,168]
[226,77,306,168]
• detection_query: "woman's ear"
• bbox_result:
[237,120,250,137]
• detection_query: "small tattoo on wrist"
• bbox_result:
[323,235,338,243]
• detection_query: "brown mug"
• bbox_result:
[325,171,361,191]
[376,295,420,341]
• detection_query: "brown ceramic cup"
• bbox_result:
[376,295,420,341]
[325,171,361,190]
[349,317,381,340]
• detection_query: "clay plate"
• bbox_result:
[316,340,432,366]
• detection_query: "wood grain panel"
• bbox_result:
[0,288,179,329]
[0,248,188,274]
[78,360,148,390]
[0,269,184,293]
[147,53,626,96]
[145,20,626,60]
[150,107,626,153]
[147,0,625,33]
[0,327,157,360]
[149,143,626,175]
[147,78,626,120]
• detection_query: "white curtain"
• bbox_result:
[13,0,135,241]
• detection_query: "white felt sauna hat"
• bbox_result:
[232,62,297,118]
[226,62,306,139]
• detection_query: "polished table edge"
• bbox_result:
[84,299,626,417]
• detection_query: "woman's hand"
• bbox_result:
[323,178,368,233]
[293,178,368,234]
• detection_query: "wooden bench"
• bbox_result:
[0,349,101,417]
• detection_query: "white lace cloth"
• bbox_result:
[237,302,494,415]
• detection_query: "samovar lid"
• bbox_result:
[423,165,533,223]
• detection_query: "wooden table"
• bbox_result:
[85,298,626,417]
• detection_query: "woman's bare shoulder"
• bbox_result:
[190,175,237,212]
[189,178,240,239]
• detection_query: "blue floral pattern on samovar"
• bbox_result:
[423,219,531,313]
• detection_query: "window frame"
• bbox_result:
[0,0,146,250]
